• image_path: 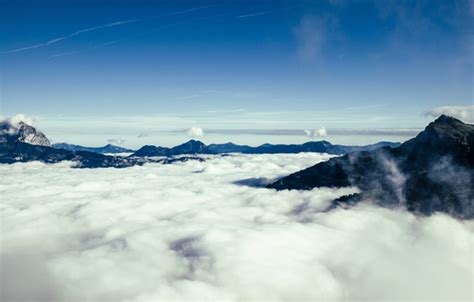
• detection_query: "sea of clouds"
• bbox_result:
[0,153,472,301]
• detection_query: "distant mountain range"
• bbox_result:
[0,121,198,168]
[268,115,474,219]
[131,140,400,157]
[0,120,401,167]
[52,143,134,154]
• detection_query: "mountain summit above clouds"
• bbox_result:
[0,119,51,146]
[268,115,474,219]
[52,143,134,154]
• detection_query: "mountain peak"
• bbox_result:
[419,114,473,142]
[268,116,474,218]
[429,114,467,129]
[0,119,51,147]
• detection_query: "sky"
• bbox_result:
[0,0,473,147]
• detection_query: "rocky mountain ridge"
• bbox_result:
[268,115,474,219]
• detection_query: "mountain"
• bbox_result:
[0,121,51,146]
[268,115,474,219]
[172,140,211,154]
[132,140,214,157]
[242,141,400,154]
[52,143,134,154]
[208,142,253,153]
[132,140,400,157]
[0,139,139,168]
[0,121,199,168]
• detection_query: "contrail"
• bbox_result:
[237,11,272,18]
[3,5,214,54]
[166,5,212,16]
[48,41,117,59]
[2,19,137,54]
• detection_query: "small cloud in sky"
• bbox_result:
[107,137,126,145]
[304,127,327,139]
[187,127,204,138]
[424,105,474,123]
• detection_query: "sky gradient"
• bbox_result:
[1,0,472,147]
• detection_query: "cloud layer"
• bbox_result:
[0,154,472,301]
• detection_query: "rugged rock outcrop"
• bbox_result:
[0,121,51,146]
[268,115,474,219]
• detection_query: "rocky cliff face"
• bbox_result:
[268,115,474,219]
[0,121,51,146]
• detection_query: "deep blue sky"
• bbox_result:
[1,0,472,147]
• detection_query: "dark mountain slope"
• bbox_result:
[132,140,214,157]
[268,115,474,219]
[52,143,134,154]
[131,140,400,157]
[208,142,253,153]
[0,139,138,168]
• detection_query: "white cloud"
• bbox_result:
[304,127,327,139]
[293,15,326,61]
[424,105,474,123]
[0,153,472,301]
[187,127,204,138]
[107,137,126,145]
[2,113,35,127]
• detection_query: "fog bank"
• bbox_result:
[0,153,472,301]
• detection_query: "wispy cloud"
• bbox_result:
[176,95,200,101]
[346,103,389,111]
[48,41,117,58]
[197,128,420,137]
[49,51,79,58]
[424,105,474,123]
[3,5,214,55]
[107,137,126,145]
[2,20,137,54]
[293,15,326,61]
[237,10,272,18]
[166,5,212,16]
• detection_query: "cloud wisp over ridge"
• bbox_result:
[425,105,474,123]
